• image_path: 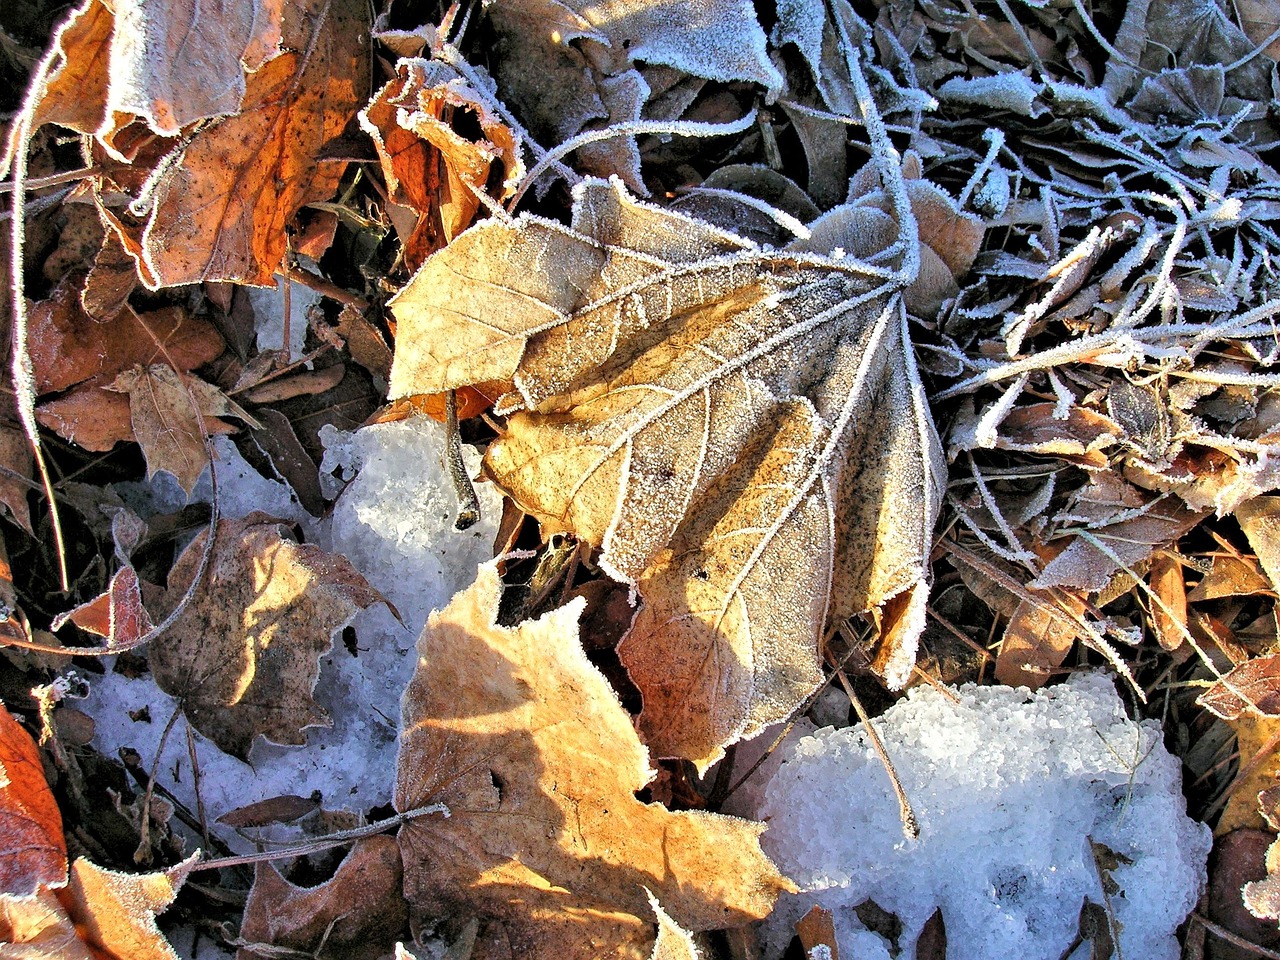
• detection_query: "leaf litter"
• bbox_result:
[2,0,1280,955]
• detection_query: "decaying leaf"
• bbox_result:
[486,0,780,188]
[394,562,794,959]
[108,364,259,495]
[28,0,370,288]
[1199,655,1280,720]
[390,174,952,768]
[359,58,524,270]
[1237,497,1280,594]
[647,892,701,960]
[0,854,196,960]
[148,514,386,759]
[0,703,66,898]
[28,0,285,142]
[237,835,408,960]
[0,732,192,960]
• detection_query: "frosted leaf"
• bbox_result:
[390,174,954,770]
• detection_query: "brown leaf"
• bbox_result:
[1213,710,1280,835]
[108,364,256,494]
[487,0,779,188]
[647,893,701,960]
[1209,830,1280,956]
[795,905,839,959]
[62,855,195,960]
[1199,654,1280,719]
[1148,552,1189,651]
[1033,495,1205,593]
[394,562,794,960]
[51,564,154,650]
[88,0,369,287]
[28,281,223,396]
[359,58,524,269]
[237,835,407,960]
[1236,496,1280,594]
[0,416,33,533]
[1187,553,1273,602]
[389,177,946,768]
[148,514,386,759]
[35,389,135,453]
[0,703,66,898]
[994,589,1085,690]
[32,0,284,141]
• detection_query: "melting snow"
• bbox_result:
[746,673,1210,960]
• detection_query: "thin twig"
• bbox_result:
[836,667,919,840]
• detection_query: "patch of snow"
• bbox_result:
[112,435,311,527]
[751,673,1211,960]
[83,418,499,850]
[247,269,322,360]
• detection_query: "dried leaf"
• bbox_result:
[51,565,154,650]
[394,562,795,959]
[994,589,1085,690]
[31,0,284,141]
[1148,553,1189,651]
[1033,496,1205,593]
[62,855,196,960]
[1237,497,1280,594]
[148,514,386,759]
[108,364,257,495]
[359,58,524,269]
[389,176,946,768]
[0,704,65,898]
[0,855,194,960]
[487,0,779,188]
[92,0,370,287]
[28,282,224,396]
[1215,711,1280,835]
[1199,654,1280,719]
[794,905,839,959]
[237,835,407,960]
[647,893,701,960]
[1186,553,1273,602]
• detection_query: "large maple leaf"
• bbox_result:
[389,175,950,768]
[394,562,794,958]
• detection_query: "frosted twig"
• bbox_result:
[1191,915,1280,960]
[836,667,919,840]
[957,128,1005,210]
[7,25,72,591]
[189,803,451,872]
[845,48,919,289]
[510,110,760,210]
[1070,529,1225,683]
[674,185,812,240]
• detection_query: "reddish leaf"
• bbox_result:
[0,703,66,898]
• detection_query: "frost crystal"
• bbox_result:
[753,674,1210,960]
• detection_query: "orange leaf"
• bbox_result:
[395,562,794,959]
[0,704,66,898]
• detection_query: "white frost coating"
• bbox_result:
[84,419,499,846]
[752,674,1211,960]
[937,74,1043,117]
